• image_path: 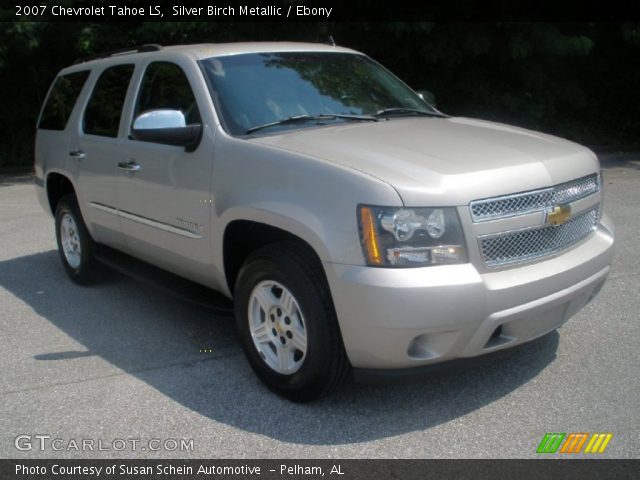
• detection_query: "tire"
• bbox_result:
[55,194,100,285]
[234,241,351,402]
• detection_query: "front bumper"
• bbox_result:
[324,221,614,370]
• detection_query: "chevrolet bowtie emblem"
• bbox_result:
[546,204,572,226]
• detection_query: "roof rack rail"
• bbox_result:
[74,44,162,64]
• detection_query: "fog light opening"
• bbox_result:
[490,325,503,340]
[484,324,512,349]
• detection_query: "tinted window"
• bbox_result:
[134,62,200,124]
[200,52,435,135]
[38,71,90,130]
[83,64,134,137]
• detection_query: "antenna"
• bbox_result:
[327,35,336,47]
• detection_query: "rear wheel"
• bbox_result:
[55,194,100,284]
[234,242,350,402]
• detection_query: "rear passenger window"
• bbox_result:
[83,64,134,137]
[38,71,90,131]
[134,62,201,124]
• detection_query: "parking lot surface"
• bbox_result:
[1,158,639,458]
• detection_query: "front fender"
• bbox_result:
[218,205,332,264]
[210,129,402,293]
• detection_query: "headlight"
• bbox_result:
[358,205,468,267]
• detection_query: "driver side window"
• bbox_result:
[134,62,201,125]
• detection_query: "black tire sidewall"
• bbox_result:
[234,254,335,400]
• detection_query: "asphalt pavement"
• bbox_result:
[0,157,638,458]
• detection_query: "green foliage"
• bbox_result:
[0,21,638,168]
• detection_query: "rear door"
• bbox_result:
[71,63,136,249]
[35,70,91,211]
[117,59,215,284]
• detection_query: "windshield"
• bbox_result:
[199,52,437,135]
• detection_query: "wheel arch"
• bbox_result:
[45,171,77,215]
[221,211,331,296]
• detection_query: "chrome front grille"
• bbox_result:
[470,174,599,222]
[479,206,599,267]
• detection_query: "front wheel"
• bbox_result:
[234,242,350,402]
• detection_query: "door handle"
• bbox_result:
[69,150,86,160]
[117,160,141,172]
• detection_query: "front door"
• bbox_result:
[117,60,215,285]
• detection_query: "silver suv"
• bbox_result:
[34,42,615,401]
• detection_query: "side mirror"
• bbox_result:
[416,90,437,108]
[131,109,202,151]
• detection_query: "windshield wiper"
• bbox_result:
[374,107,446,118]
[246,113,378,134]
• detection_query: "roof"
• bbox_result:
[64,42,360,73]
[164,42,358,59]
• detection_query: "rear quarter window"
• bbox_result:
[83,64,135,137]
[38,70,90,131]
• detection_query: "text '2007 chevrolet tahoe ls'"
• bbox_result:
[34,42,614,401]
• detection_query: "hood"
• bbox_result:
[249,117,599,206]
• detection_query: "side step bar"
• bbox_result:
[93,246,233,315]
